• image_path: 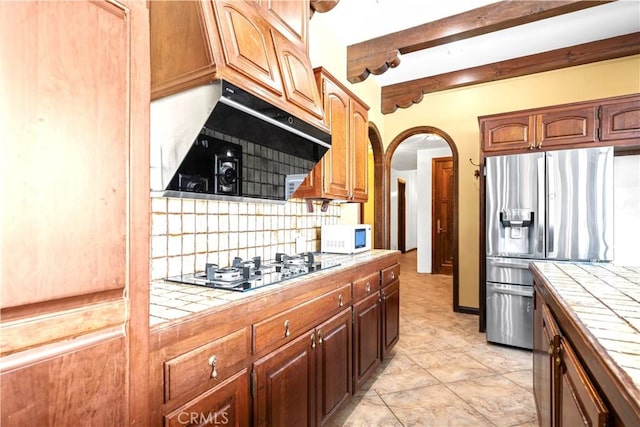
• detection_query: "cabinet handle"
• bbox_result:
[284,320,291,337]
[208,355,218,379]
[537,141,543,149]
[318,330,323,344]
[547,339,554,356]
[366,282,371,293]
[529,143,535,150]
[390,271,395,280]
[311,333,316,349]
[338,294,343,307]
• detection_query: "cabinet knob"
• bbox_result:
[318,330,323,344]
[529,143,535,150]
[338,294,344,307]
[366,282,371,293]
[547,340,554,356]
[390,271,395,280]
[208,355,218,379]
[284,319,291,337]
[311,333,316,349]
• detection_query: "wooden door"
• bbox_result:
[481,114,535,152]
[253,329,316,427]
[321,75,350,199]
[559,339,608,427]
[536,106,598,149]
[350,99,369,202]
[213,0,284,97]
[397,179,406,253]
[432,157,454,275]
[353,292,381,391]
[315,308,352,426]
[381,281,400,360]
[164,369,250,427]
[533,286,552,427]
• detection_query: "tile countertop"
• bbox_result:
[530,262,640,404]
[150,249,399,327]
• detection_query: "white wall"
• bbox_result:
[614,154,640,266]
[416,147,453,273]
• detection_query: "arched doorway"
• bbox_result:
[384,126,462,312]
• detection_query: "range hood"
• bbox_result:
[150,80,331,203]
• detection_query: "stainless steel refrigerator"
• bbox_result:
[485,146,613,349]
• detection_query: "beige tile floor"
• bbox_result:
[331,251,538,427]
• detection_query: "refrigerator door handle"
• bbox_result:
[546,153,555,257]
[492,261,531,269]
[536,155,545,256]
[489,286,534,298]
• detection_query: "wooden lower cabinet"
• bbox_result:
[533,282,609,427]
[381,279,400,359]
[353,291,381,390]
[253,308,352,427]
[164,369,250,427]
[559,340,608,427]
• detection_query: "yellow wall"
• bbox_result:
[309,16,640,308]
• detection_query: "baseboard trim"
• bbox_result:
[455,306,479,315]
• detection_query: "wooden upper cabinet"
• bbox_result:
[600,97,640,142]
[150,0,217,98]
[213,0,284,97]
[260,0,309,49]
[536,106,597,148]
[481,114,535,153]
[271,30,324,120]
[350,99,369,202]
[294,68,370,202]
[480,94,640,155]
[150,0,326,130]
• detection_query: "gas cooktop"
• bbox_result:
[166,252,341,292]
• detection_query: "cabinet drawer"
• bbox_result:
[253,283,352,355]
[164,327,250,404]
[164,368,250,427]
[353,271,380,302]
[381,264,400,287]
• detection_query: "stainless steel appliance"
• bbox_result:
[485,146,613,349]
[167,252,341,292]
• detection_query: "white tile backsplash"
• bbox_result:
[150,197,341,277]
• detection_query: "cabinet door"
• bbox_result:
[321,76,351,199]
[350,98,369,202]
[261,0,308,48]
[271,30,324,120]
[536,106,598,149]
[533,287,553,427]
[149,1,216,99]
[600,97,640,142]
[481,114,536,152]
[213,0,284,98]
[316,308,352,426]
[164,369,250,427]
[353,292,381,391]
[381,280,400,359]
[1,0,129,308]
[559,339,608,427]
[253,330,316,427]
[1,335,127,425]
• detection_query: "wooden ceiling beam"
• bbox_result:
[380,32,640,114]
[347,0,612,83]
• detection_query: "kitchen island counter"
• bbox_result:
[530,261,640,425]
